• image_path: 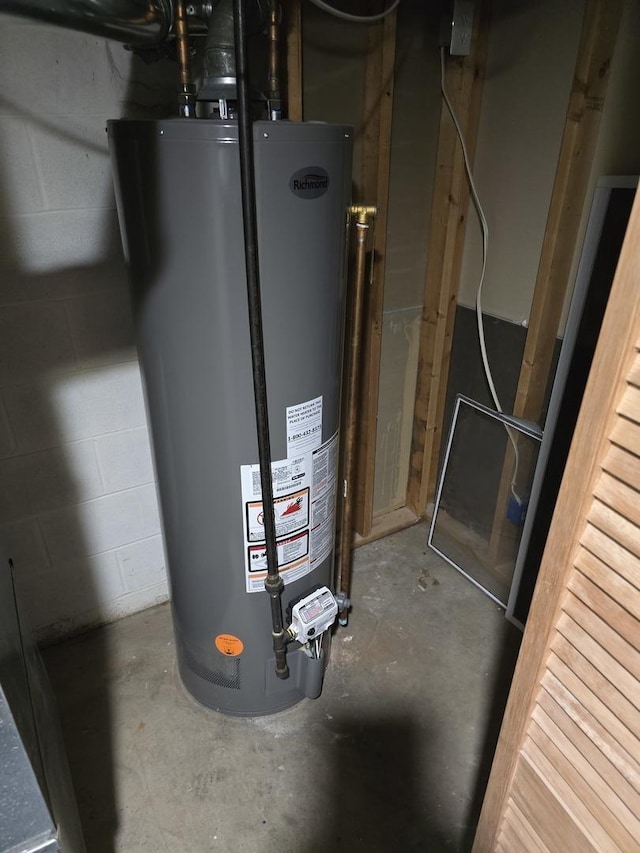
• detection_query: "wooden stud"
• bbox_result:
[514,0,623,425]
[405,2,489,518]
[284,0,303,121]
[351,9,397,538]
[353,505,421,549]
[487,0,623,558]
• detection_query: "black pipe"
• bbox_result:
[233,0,289,679]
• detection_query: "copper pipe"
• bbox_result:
[175,0,197,117]
[267,0,281,120]
[336,205,376,625]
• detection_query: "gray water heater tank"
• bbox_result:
[108,119,352,716]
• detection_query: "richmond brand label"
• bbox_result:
[289,166,329,199]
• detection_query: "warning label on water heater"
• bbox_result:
[286,396,323,457]
[240,430,338,593]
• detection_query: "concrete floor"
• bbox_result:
[43,523,521,853]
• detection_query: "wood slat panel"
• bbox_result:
[509,799,550,853]
[610,415,640,458]
[588,499,640,560]
[525,730,627,852]
[501,807,535,853]
[569,570,640,651]
[580,523,640,591]
[562,593,640,681]
[547,643,640,755]
[474,100,639,853]
[557,611,640,710]
[538,687,640,816]
[617,385,640,424]
[514,747,600,853]
[603,443,640,491]
[594,471,640,526]
[575,544,640,617]
[626,355,640,389]
[532,704,640,845]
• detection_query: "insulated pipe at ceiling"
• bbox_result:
[0,0,173,45]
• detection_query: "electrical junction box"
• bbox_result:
[290,587,338,642]
[450,0,474,55]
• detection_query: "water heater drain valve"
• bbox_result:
[288,587,338,643]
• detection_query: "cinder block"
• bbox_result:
[0,255,127,307]
[0,518,50,576]
[29,114,113,211]
[117,535,167,592]
[0,23,175,118]
[3,362,147,452]
[7,207,122,275]
[0,440,104,524]
[65,288,136,370]
[0,302,75,388]
[39,483,160,563]
[94,427,154,493]
[81,550,125,602]
[14,571,68,634]
[0,116,44,214]
[14,550,123,633]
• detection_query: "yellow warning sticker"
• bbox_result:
[215,634,244,657]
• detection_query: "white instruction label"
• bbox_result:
[240,431,339,593]
[310,432,339,569]
[286,396,323,458]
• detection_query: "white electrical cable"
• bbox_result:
[439,46,521,503]
[306,0,400,24]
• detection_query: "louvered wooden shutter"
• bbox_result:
[474,190,640,851]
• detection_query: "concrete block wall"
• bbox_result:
[0,15,177,640]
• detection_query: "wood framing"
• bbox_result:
[513,0,623,426]
[405,2,489,519]
[487,0,623,562]
[351,9,397,538]
[473,184,640,853]
[354,505,420,549]
[284,0,303,121]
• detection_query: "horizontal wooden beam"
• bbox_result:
[353,506,421,549]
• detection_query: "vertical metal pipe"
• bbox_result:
[175,0,197,118]
[233,0,289,678]
[267,0,282,120]
[336,207,376,625]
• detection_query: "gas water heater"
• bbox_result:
[109,119,352,715]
